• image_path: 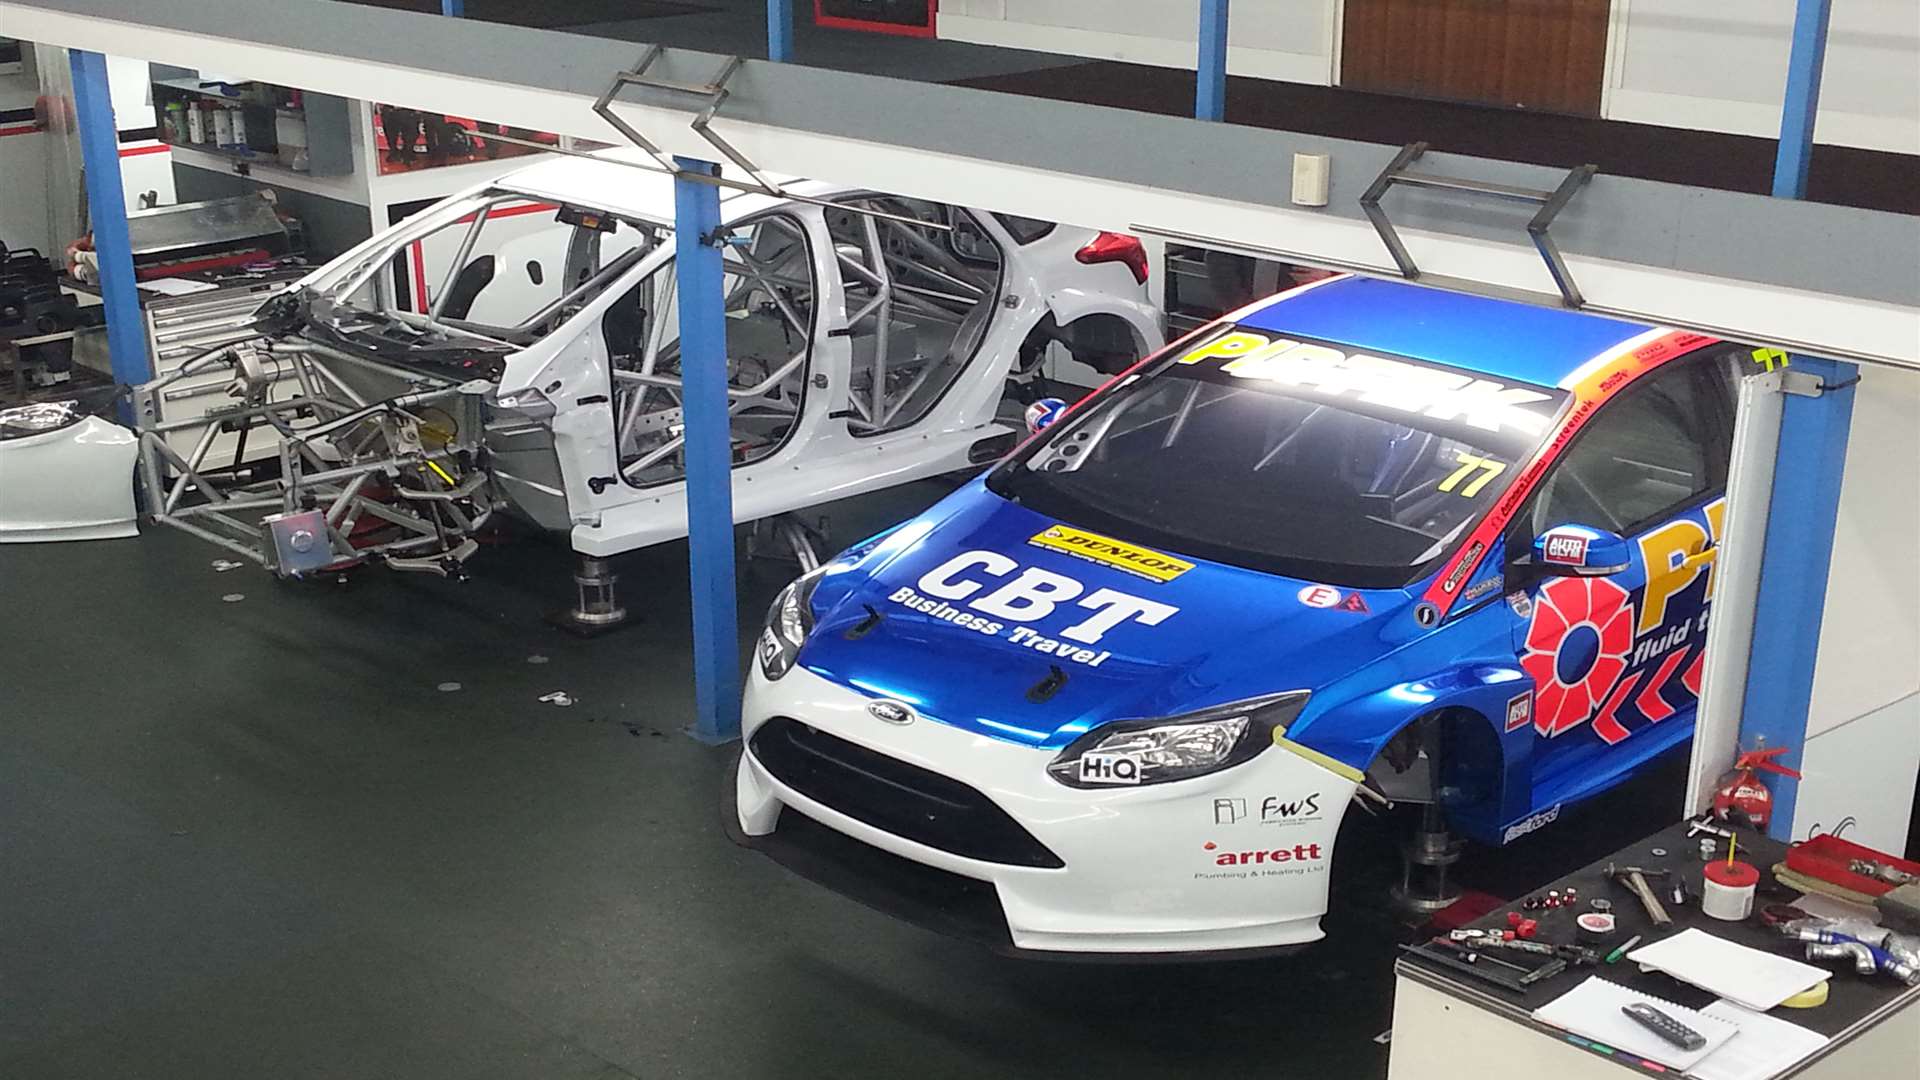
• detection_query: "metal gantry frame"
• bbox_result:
[1360,142,1598,309]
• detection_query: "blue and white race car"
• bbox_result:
[735,274,1755,956]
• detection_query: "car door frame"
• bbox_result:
[1498,347,1741,804]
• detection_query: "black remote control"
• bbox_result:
[1621,1002,1707,1051]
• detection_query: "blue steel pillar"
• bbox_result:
[674,157,742,743]
[1736,356,1858,839]
[768,0,795,62]
[441,0,465,16]
[1195,0,1230,121]
[69,50,148,389]
[1772,0,1832,198]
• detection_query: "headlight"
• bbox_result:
[757,566,827,681]
[1047,691,1310,788]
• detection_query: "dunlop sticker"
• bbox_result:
[1028,526,1194,583]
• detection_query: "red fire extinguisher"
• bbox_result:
[1712,744,1803,831]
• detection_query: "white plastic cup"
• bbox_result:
[1702,860,1759,921]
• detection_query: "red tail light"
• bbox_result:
[1075,231,1149,285]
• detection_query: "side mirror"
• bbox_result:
[1025,397,1067,434]
[1532,524,1632,577]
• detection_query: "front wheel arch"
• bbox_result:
[1365,706,1507,815]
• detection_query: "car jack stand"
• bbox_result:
[547,555,632,637]
[1392,802,1465,916]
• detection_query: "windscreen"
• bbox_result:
[988,325,1569,588]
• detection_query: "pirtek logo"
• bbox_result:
[1203,841,1324,866]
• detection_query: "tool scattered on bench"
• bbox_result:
[1607,863,1675,927]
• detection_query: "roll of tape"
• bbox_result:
[1576,911,1617,939]
[1780,981,1830,1009]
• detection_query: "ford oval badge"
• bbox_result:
[867,700,914,725]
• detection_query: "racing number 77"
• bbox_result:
[1438,454,1507,498]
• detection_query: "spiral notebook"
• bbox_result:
[1531,976,1741,1070]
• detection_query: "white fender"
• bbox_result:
[0,413,139,543]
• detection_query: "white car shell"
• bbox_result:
[294,151,1164,558]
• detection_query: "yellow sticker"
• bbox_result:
[1028,526,1195,583]
[1436,453,1508,498]
[1750,347,1790,372]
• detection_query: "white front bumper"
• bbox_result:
[737,664,1359,955]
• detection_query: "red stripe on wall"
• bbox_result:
[118,143,171,158]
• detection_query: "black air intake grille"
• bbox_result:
[750,717,1065,869]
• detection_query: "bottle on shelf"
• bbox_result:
[211,103,234,149]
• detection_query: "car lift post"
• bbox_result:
[440,0,464,17]
[676,155,743,744]
[1772,0,1832,199]
[1195,0,1230,122]
[1736,0,1843,840]
[767,0,794,63]
[1734,356,1857,840]
[68,50,148,394]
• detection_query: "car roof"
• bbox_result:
[492,148,844,227]
[1237,276,1661,389]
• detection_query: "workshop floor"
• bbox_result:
[0,480,1688,1079]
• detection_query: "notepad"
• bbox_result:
[1689,1001,1830,1080]
[1626,928,1830,1011]
[1532,976,1740,1070]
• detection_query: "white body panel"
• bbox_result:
[0,416,139,543]
[737,664,1358,955]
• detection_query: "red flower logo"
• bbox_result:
[1521,576,1634,738]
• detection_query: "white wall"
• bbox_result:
[1607,0,1920,154]
[1790,363,1920,853]
[941,1,1920,154]
[0,47,56,253]
[940,0,1336,85]
[104,53,175,209]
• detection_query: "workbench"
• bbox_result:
[1387,820,1920,1078]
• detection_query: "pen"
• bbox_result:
[1606,934,1643,964]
